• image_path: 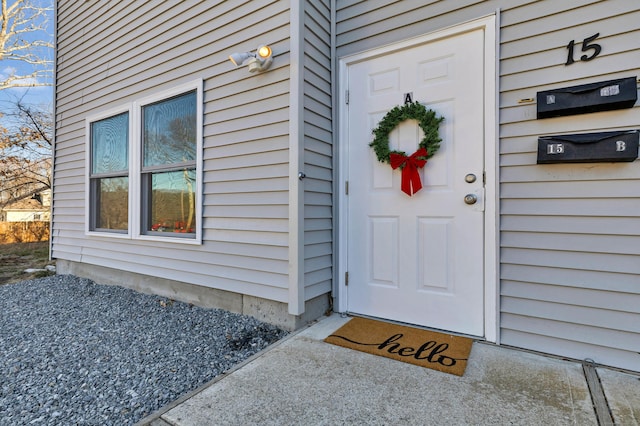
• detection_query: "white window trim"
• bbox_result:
[85,79,203,245]
[85,105,134,239]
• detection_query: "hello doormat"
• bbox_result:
[324,317,473,376]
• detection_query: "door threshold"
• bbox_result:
[343,312,485,341]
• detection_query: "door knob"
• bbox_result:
[464,194,478,205]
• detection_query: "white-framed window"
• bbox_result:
[86,108,132,236]
[86,80,203,244]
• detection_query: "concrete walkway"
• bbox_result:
[138,315,640,426]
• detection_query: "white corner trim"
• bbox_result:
[287,0,306,316]
[482,13,499,344]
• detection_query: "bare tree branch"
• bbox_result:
[0,0,53,91]
[0,0,53,208]
[0,101,52,208]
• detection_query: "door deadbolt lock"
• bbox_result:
[465,174,477,183]
[464,194,478,205]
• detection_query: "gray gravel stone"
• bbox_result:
[0,275,288,425]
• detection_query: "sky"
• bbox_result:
[0,0,55,123]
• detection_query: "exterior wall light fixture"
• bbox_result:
[229,45,273,73]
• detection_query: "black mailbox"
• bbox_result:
[537,130,639,164]
[537,77,637,119]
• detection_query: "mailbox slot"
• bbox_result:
[537,130,639,164]
[537,76,637,119]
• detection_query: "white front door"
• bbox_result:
[344,27,487,336]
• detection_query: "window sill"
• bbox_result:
[86,230,131,239]
[85,230,202,245]
[135,233,202,245]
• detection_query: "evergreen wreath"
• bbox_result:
[369,101,444,165]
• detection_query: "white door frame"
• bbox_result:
[336,14,499,343]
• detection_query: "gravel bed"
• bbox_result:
[0,275,288,425]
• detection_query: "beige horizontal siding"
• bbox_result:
[501,314,639,354]
[493,6,639,374]
[502,215,640,236]
[301,0,333,301]
[503,281,640,316]
[53,0,294,303]
[336,0,535,57]
[501,328,640,372]
[502,264,639,293]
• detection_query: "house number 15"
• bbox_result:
[565,33,602,65]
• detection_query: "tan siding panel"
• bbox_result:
[305,242,332,259]
[304,178,332,194]
[304,230,332,246]
[501,264,639,294]
[204,122,290,147]
[500,1,638,43]
[204,138,289,162]
[204,163,289,183]
[203,177,289,194]
[500,329,640,372]
[499,0,601,28]
[502,231,640,256]
[203,205,288,220]
[502,198,639,216]
[304,205,332,220]
[52,185,84,197]
[502,248,640,275]
[206,107,290,136]
[500,105,638,136]
[501,10,639,60]
[501,51,640,92]
[336,0,533,56]
[78,254,289,302]
[303,0,333,300]
[304,149,332,169]
[304,268,332,289]
[304,83,331,112]
[502,281,640,315]
[206,191,289,207]
[51,174,84,188]
[58,2,286,91]
[505,303,638,347]
[305,72,333,104]
[502,180,640,199]
[501,215,640,237]
[206,150,290,173]
[305,281,332,300]
[305,218,332,232]
[502,30,640,76]
[206,95,290,126]
[202,241,288,261]
[501,163,640,183]
[54,0,294,305]
[204,218,289,234]
[56,236,288,277]
[305,98,332,123]
[205,78,290,113]
[501,313,638,353]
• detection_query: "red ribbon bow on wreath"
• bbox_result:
[389,147,428,196]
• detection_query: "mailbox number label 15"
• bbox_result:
[566,33,602,65]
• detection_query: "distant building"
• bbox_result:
[1,190,51,222]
